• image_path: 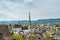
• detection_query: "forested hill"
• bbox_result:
[0,18,60,25]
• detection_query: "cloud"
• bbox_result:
[0,0,60,20]
[8,0,24,3]
[0,13,16,21]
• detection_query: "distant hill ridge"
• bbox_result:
[34,18,60,24]
[0,18,60,24]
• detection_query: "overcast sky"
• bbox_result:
[0,0,60,21]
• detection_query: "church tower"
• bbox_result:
[28,11,31,29]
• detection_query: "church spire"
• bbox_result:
[29,11,31,24]
[28,11,31,29]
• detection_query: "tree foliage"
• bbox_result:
[46,34,54,39]
[31,34,37,40]
[55,24,60,27]
[11,32,24,40]
[12,34,24,40]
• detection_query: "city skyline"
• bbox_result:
[0,0,60,21]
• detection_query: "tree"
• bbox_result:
[46,34,54,39]
[12,34,24,40]
[31,34,37,40]
[55,24,60,27]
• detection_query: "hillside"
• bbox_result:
[0,18,60,25]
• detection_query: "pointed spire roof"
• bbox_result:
[29,11,31,22]
[28,11,31,29]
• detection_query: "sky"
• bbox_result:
[0,0,60,21]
